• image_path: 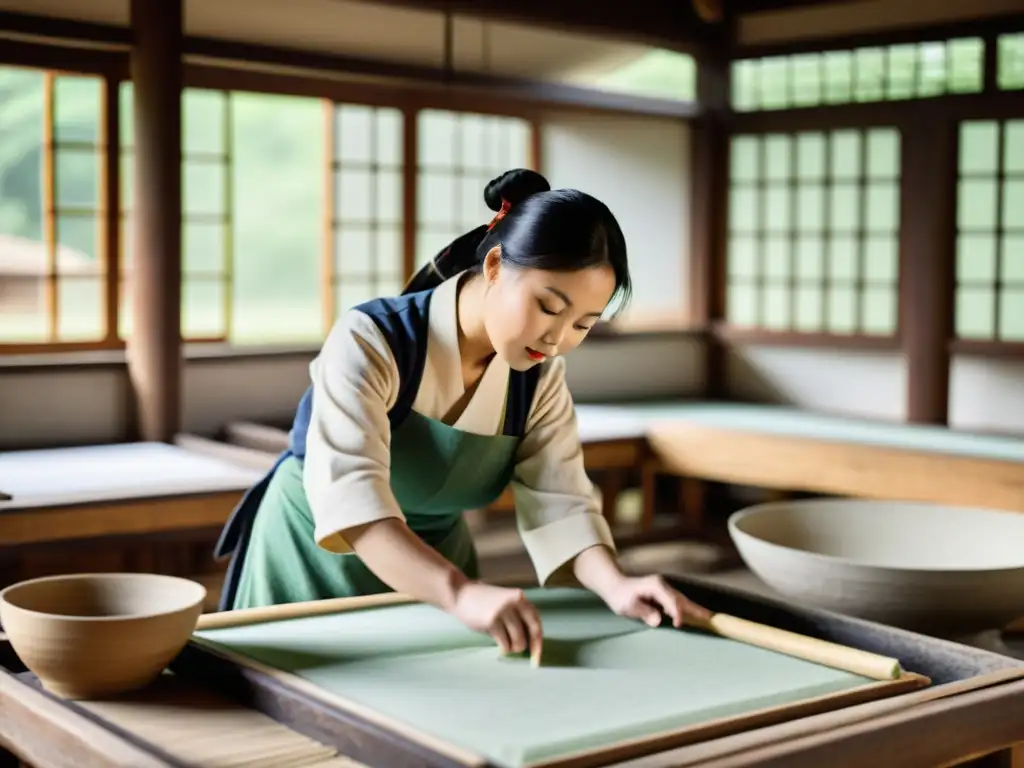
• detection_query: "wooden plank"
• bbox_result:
[0,673,172,768]
[74,674,361,768]
[169,642,482,768]
[0,492,242,546]
[646,423,1024,512]
[173,433,278,472]
[624,670,1024,767]
[683,677,1024,768]
[224,421,290,454]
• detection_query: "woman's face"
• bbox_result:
[481,247,617,371]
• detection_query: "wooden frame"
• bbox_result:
[1,56,553,355]
[721,123,904,341]
[708,29,1024,424]
[177,590,929,768]
[2,15,686,358]
[707,22,1024,405]
[3,573,1022,768]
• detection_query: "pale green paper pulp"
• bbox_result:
[197,588,875,767]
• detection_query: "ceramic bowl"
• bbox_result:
[728,498,1024,636]
[0,573,206,699]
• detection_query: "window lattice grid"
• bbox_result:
[732,38,985,112]
[119,86,233,341]
[955,119,1024,341]
[0,68,111,344]
[415,110,532,270]
[998,33,1024,91]
[726,127,902,336]
[330,103,405,317]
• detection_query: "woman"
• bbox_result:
[214,169,710,657]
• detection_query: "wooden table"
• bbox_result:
[222,418,651,525]
[225,400,1024,535]
[0,441,265,596]
[1,574,1022,768]
[569,400,1024,527]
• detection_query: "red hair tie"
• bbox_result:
[487,198,511,231]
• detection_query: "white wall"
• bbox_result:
[949,356,1024,435]
[726,347,908,422]
[725,345,1024,435]
[0,332,706,450]
[539,110,691,329]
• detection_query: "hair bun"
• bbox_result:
[484,169,550,212]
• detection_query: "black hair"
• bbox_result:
[402,169,631,316]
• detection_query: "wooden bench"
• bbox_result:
[0,440,266,590]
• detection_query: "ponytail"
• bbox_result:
[402,168,551,295]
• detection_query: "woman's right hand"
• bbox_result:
[451,582,543,656]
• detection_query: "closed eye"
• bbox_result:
[539,299,594,332]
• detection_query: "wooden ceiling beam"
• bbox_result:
[359,0,728,52]
[727,0,835,13]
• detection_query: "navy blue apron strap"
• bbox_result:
[213,451,290,611]
[213,290,434,610]
[215,507,255,612]
[502,366,543,437]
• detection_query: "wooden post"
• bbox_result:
[682,45,730,533]
[127,0,183,442]
[899,116,957,425]
[689,47,730,398]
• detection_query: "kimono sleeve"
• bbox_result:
[510,357,616,585]
[302,309,404,553]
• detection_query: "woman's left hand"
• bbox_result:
[601,574,712,628]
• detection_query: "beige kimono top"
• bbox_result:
[301,272,616,586]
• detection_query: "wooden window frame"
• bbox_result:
[0,46,556,356]
[323,101,410,331]
[718,114,905,350]
[715,69,1024,357]
[0,62,122,355]
[731,35,990,115]
[413,108,538,275]
[179,89,233,344]
[949,105,1024,359]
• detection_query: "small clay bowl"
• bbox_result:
[0,572,206,699]
[728,498,1024,637]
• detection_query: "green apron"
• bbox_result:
[231,408,519,609]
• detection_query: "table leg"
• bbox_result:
[640,460,659,532]
[598,471,625,526]
[681,477,705,532]
[954,746,1020,768]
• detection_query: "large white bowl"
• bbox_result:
[728,498,1024,636]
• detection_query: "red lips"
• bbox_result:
[526,347,546,361]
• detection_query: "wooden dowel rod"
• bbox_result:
[696,613,903,681]
[196,592,413,631]
[195,597,903,682]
